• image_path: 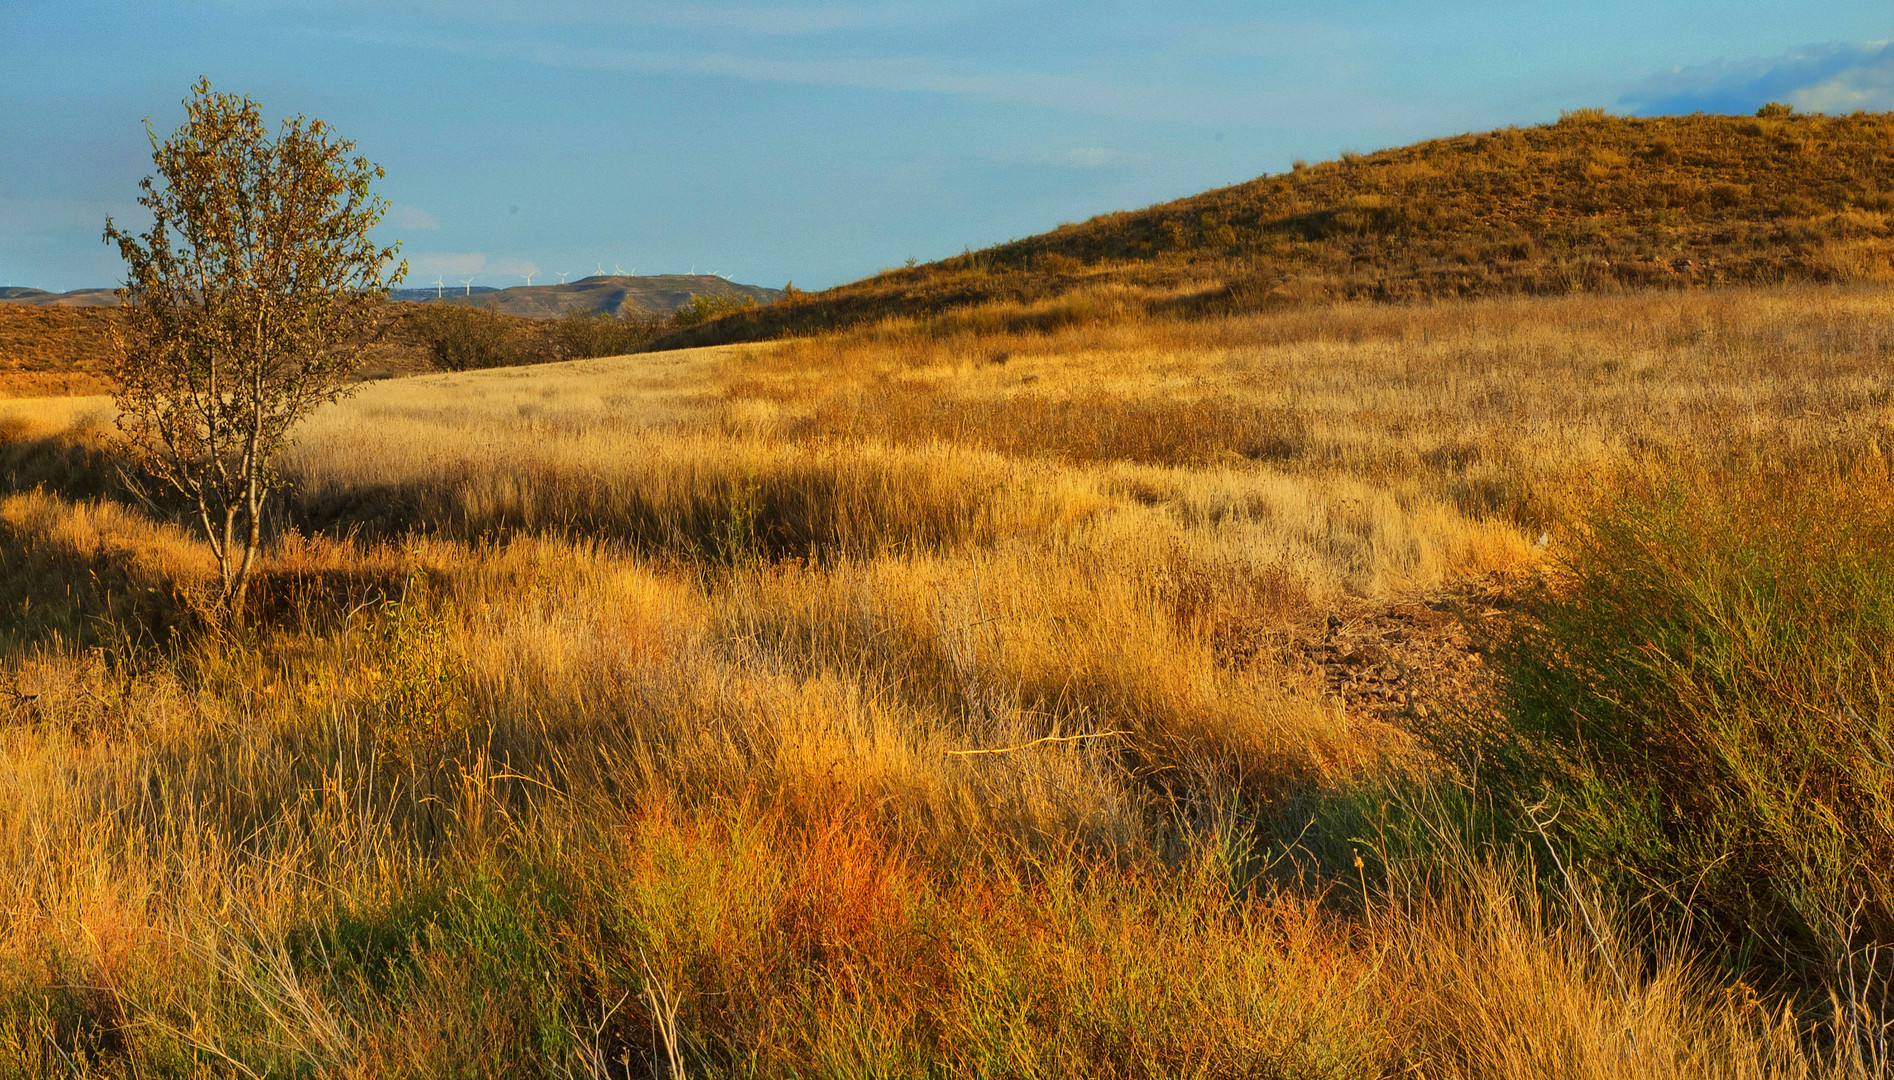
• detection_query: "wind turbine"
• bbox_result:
[613,263,625,276]
[461,277,475,296]
[557,270,569,284]
[432,276,444,299]
[596,262,605,278]
[521,271,535,287]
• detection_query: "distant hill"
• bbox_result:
[0,274,781,393]
[389,286,503,302]
[373,275,781,318]
[653,108,1894,348]
[1,275,782,319]
[0,287,122,308]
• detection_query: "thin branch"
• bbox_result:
[945,730,1131,757]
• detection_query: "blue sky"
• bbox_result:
[3,2,1890,292]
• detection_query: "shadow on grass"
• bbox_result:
[0,430,134,503]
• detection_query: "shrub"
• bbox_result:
[556,309,663,358]
[1557,107,1611,126]
[1494,466,1894,981]
[672,292,758,329]
[416,304,518,371]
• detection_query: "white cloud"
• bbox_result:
[1792,49,1894,112]
[1622,40,1894,116]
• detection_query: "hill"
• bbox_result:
[0,286,123,308]
[392,274,783,318]
[652,107,1894,347]
[0,275,778,393]
[2,276,782,319]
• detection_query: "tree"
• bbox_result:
[105,79,404,622]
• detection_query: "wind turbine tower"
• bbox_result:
[461,278,474,296]
[432,276,444,299]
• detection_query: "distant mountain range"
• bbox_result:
[0,286,121,308]
[0,275,782,318]
[392,274,783,317]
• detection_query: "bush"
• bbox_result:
[672,292,758,329]
[556,309,663,358]
[416,304,519,371]
[1494,466,1894,981]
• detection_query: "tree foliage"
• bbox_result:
[104,78,403,620]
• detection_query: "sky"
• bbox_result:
[3,2,1891,293]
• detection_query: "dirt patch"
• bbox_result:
[1230,570,1544,732]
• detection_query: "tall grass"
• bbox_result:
[5,284,1894,1074]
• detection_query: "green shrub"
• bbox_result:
[672,292,758,329]
[416,304,519,371]
[1495,467,1894,980]
[556,309,663,358]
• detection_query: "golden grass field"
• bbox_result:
[4,283,1894,1076]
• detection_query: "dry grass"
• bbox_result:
[2,284,1893,1075]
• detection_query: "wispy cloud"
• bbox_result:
[512,42,1252,122]
[408,251,486,276]
[1621,40,1894,116]
[247,0,943,37]
[1054,148,1143,169]
[391,204,439,230]
[486,257,539,280]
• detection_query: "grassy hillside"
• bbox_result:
[656,107,1894,347]
[0,306,122,396]
[0,303,582,397]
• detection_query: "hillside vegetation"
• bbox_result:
[657,107,1894,347]
[5,284,1894,1074]
[0,277,776,395]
